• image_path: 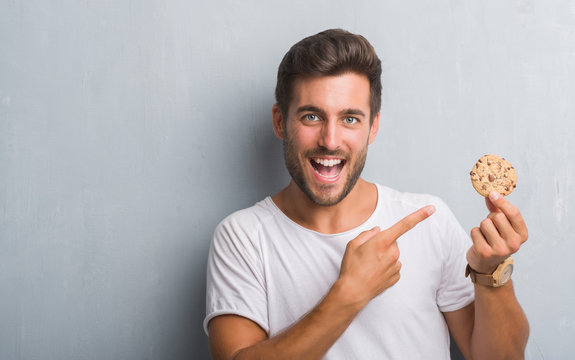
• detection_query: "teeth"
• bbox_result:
[313,158,342,167]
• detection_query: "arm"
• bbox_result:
[445,281,529,360]
[208,278,366,360]
[446,192,529,360]
[208,205,436,360]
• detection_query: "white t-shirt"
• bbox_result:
[204,184,474,359]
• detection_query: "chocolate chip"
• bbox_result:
[489,174,495,182]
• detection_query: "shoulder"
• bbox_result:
[213,197,279,246]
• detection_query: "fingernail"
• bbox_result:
[489,191,501,201]
[426,205,436,216]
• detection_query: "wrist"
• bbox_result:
[328,278,369,315]
[467,257,507,275]
[466,257,514,288]
[468,263,499,275]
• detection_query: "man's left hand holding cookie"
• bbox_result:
[467,190,528,274]
[444,190,529,360]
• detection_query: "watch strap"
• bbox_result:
[465,264,498,286]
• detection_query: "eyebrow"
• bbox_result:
[341,108,366,117]
[296,105,324,115]
[296,105,366,118]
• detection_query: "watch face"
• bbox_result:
[500,264,514,284]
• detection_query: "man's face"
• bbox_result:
[273,73,379,206]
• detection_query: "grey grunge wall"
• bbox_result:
[1,1,574,359]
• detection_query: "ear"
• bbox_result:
[368,111,380,144]
[272,104,286,139]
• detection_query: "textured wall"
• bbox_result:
[1,1,573,359]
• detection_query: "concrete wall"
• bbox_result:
[1,1,573,359]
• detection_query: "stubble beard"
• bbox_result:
[282,133,368,207]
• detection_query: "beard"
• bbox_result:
[282,132,368,207]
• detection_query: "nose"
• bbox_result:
[318,119,340,150]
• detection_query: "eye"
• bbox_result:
[343,117,358,125]
[304,114,319,122]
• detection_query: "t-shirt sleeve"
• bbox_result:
[434,200,475,312]
[203,215,269,335]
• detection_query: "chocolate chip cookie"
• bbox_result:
[470,155,517,197]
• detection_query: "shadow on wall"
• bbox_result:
[245,102,288,201]
[450,336,465,360]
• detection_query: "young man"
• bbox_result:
[204,29,529,360]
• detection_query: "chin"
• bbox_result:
[305,181,352,207]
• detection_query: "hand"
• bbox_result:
[467,191,528,274]
[337,205,436,307]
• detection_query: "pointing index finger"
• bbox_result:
[385,205,436,240]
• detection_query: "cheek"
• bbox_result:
[345,130,371,150]
[284,130,306,160]
[290,127,317,148]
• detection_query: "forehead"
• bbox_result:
[289,73,371,113]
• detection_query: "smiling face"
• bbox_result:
[273,73,379,206]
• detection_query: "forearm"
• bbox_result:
[233,280,365,360]
[470,280,529,360]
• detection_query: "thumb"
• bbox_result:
[485,191,502,213]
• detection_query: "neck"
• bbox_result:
[272,178,378,234]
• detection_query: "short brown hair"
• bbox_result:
[275,29,382,123]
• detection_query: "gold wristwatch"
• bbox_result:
[465,257,514,287]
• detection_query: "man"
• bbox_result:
[204,29,529,359]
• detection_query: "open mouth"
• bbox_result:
[310,157,346,182]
